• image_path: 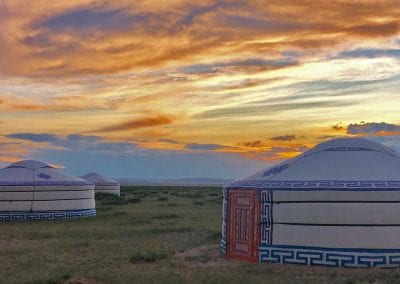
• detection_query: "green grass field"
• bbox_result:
[1,186,400,284]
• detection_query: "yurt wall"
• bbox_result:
[222,138,400,268]
[0,160,96,221]
[80,173,120,196]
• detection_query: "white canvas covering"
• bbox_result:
[80,172,120,196]
[244,137,400,183]
[0,160,96,221]
[223,138,400,268]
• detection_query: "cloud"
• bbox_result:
[345,21,400,38]
[158,139,180,144]
[5,132,138,152]
[195,100,355,119]
[270,135,296,141]
[178,58,297,75]
[91,115,175,132]
[317,135,341,140]
[185,143,228,151]
[6,133,58,142]
[253,145,309,160]
[236,141,268,148]
[1,0,400,178]
[347,122,400,136]
[1,0,400,78]
[339,48,400,59]
[332,123,344,131]
[39,7,146,32]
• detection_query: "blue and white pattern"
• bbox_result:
[262,164,288,177]
[227,180,400,190]
[220,187,228,254]
[0,181,93,186]
[37,173,52,180]
[323,147,374,152]
[259,245,400,268]
[260,190,273,246]
[0,209,96,221]
[261,181,400,189]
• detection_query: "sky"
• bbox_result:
[0,0,400,179]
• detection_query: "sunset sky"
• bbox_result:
[0,0,400,179]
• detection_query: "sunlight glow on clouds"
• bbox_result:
[0,0,400,178]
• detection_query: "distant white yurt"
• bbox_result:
[0,160,96,221]
[80,172,120,196]
[222,138,400,268]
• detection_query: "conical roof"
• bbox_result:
[6,160,52,170]
[0,160,92,186]
[230,138,400,189]
[80,172,119,186]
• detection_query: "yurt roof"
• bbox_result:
[0,160,92,186]
[6,160,52,170]
[80,172,119,186]
[230,138,400,189]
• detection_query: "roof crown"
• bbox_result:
[6,160,52,170]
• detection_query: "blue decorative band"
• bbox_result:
[220,188,228,255]
[260,190,273,246]
[323,147,374,151]
[259,245,400,268]
[95,186,120,188]
[0,209,96,221]
[227,180,400,190]
[0,181,93,187]
[220,238,227,254]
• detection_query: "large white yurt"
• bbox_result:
[0,160,96,221]
[221,138,400,268]
[80,173,120,196]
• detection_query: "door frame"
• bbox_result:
[227,189,260,263]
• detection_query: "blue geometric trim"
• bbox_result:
[262,181,400,189]
[227,180,400,190]
[323,147,374,152]
[94,183,120,187]
[260,190,273,246]
[259,245,400,268]
[0,209,96,221]
[220,188,228,255]
[220,238,227,255]
[0,181,93,186]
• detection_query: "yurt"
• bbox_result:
[0,160,96,221]
[221,138,400,268]
[80,173,120,196]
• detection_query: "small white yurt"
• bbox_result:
[0,160,96,221]
[222,138,400,268]
[80,172,120,196]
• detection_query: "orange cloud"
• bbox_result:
[0,0,399,79]
[0,155,21,164]
[91,114,175,133]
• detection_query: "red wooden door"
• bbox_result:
[227,190,259,262]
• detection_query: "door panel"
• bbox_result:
[227,190,259,262]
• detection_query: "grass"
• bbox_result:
[130,249,171,263]
[157,197,169,201]
[1,186,400,283]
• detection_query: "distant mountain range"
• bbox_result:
[116,178,232,186]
